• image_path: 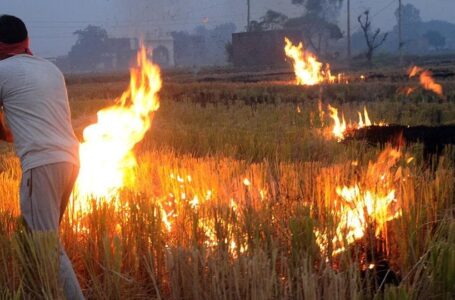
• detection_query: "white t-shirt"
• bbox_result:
[0,54,79,171]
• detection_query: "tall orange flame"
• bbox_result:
[75,46,162,202]
[284,37,334,85]
[315,146,402,255]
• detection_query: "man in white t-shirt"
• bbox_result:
[0,15,83,299]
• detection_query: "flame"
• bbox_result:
[316,147,402,255]
[408,66,443,97]
[328,105,347,140]
[75,46,162,203]
[284,38,334,85]
[161,173,251,255]
[327,105,384,140]
[398,86,417,96]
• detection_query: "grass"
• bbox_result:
[0,74,454,299]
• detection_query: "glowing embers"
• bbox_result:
[161,173,264,256]
[76,46,162,205]
[284,37,335,86]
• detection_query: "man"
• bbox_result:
[0,15,84,299]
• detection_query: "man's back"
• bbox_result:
[0,54,79,171]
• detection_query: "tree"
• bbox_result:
[248,10,288,32]
[259,10,288,31]
[249,20,263,32]
[225,41,233,63]
[288,0,343,56]
[292,0,344,20]
[395,3,422,25]
[424,30,446,50]
[357,10,388,65]
[172,23,236,66]
[285,14,342,55]
[68,25,108,70]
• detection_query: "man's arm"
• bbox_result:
[0,109,13,143]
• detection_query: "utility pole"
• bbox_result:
[398,0,403,64]
[247,0,251,32]
[347,0,351,62]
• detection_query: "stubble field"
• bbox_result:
[0,68,454,299]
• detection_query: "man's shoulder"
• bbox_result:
[1,55,63,78]
[0,56,22,80]
[1,55,54,67]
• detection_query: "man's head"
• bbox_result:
[0,15,28,44]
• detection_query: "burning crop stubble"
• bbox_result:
[0,49,454,299]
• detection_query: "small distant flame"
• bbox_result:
[327,105,380,141]
[284,38,334,85]
[328,105,347,140]
[408,66,444,97]
[315,146,403,255]
[398,86,417,96]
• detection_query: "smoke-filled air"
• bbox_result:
[0,0,454,299]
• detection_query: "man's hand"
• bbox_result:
[0,110,13,143]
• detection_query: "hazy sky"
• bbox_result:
[0,0,453,57]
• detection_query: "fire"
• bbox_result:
[408,66,443,97]
[75,46,162,202]
[328,105,347,140]
[327,105,377,140]
[315,146,402,255]
[284,38,334,85]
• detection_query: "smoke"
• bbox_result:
[1,0,454,58]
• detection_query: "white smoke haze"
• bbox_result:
[0,0,453,57]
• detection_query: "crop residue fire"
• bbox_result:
[408,66,444,97]
[75,46,162,204]
[327,105,386,140]
[284,37,335,85]
[315,146,403,256]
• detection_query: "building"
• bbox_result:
[232,30,304,68]
[143,32,175,68]
[103,38,137,71]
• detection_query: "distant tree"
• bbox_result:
[259,10,288,31]
[248,10,288,32]
[395,3,422,25]
[424,30,446,50]
[249,20,263,32]
[209,23,237,64]
[394,3,422,48]
[68,25,108,70]
[292,0,344,20]
[358,10,388,66]
[171,31,205,66]
[288,0,343,56]
[225,41,233,63]
[172,23,236,66]
[285,14,342,55]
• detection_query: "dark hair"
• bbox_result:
[0,15,28,44]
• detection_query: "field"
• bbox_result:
[0,67,454,299]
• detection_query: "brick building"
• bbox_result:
[232,30,303,68]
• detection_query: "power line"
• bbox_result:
[29,13,247,41]
[28,12,246,31]
[351,0,397,33]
